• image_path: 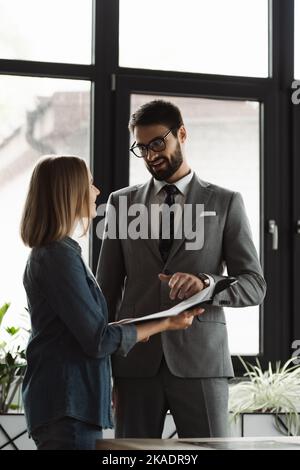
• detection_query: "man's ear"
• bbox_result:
[178,125,187,144]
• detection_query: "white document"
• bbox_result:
[114,283,215,325]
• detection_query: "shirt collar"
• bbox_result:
[60,236,82,254]
[153,170,194,196]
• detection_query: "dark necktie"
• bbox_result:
[159,184,178,262]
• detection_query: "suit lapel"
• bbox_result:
[129,175,214,266]
[164,174,214,268]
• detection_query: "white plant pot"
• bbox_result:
[230,412,300,437]
[0,413,35,450]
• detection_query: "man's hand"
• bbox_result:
[159,272,205,300]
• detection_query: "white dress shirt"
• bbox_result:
[149,170,194,240]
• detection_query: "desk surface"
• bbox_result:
[97,437,300,450]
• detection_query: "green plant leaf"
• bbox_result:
[6,326,20,336]
[0,302,10,326]
[0,305,30,413]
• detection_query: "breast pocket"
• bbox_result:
[201,215,223,252]
[202,214,219,229]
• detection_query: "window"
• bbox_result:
[129,93,261,355]
[0,76,91,317]
[0,0,95,325]
[0,0,93,64]
[119,0,269,77]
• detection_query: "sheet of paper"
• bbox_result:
[114,283,215,325]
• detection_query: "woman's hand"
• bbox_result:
[135,308,205,343]
[140,336,150,342]
[164,306,205,330]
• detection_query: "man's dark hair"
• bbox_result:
[129,100,184,136]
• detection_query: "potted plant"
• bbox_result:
[0,302,33,449]
[229,357,300,437]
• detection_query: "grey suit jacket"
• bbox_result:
[96,174,266,378]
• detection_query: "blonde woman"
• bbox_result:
[20,155,203,450]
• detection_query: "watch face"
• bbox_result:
[201,274,210,286]
[199,274,209,286]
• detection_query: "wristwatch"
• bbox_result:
[197,273,210,289]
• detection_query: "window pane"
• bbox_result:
[120,0,269,77]
[295,0,300,78]
[129,94,261,355]
[0,76,91,321]
[0,0,92,64]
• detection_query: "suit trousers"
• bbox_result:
[114,357,229,438]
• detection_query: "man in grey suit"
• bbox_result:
[97,100,266,438]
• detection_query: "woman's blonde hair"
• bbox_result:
[21,155,91,247]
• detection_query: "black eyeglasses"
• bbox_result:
[130,128,174,158]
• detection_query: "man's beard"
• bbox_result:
[145,142,183,181]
